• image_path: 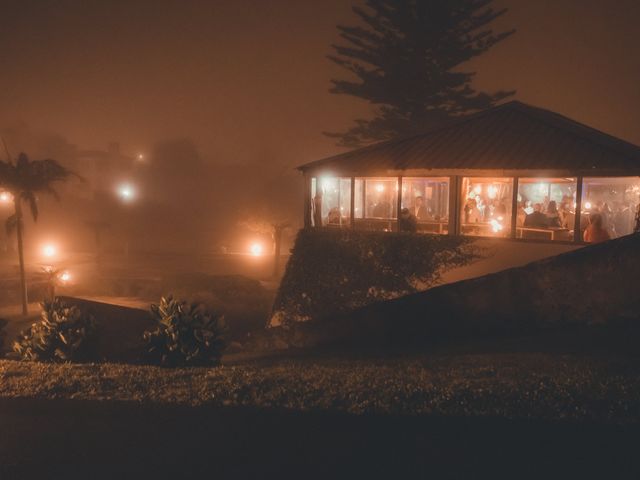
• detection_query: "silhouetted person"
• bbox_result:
[412,196,430,221]
[312,190,323,227]
[584,213,610,243]
[545,200,562,227]
[399,208,417,233]
[373,200,391,218]
[524,203,548,228]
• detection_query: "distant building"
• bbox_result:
[76,142,136,199]
[298,101,640,280]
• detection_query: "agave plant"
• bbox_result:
[13,299,98,362]
[144,296,227,367]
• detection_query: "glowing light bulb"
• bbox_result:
[0,191,12,203]
[250,243,263,257]
[375,184,384,193]
[489,219,503,233]
[584,201,592,210]
[59,271,71,283]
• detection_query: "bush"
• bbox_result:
[13,299,98,362]
[143,296,227,367]
[271,228,480,325]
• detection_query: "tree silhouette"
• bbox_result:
[0,144,75,315]
[326,0,515,147]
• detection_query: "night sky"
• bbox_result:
[2,0,640,168]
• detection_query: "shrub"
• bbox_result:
[13,299,98,362]
[144,296,227,367]
[271,228,480,325]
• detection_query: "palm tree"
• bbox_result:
[0,146,75,315]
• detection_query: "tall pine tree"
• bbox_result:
[327,0,515,147]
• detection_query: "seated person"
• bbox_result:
[584,213,610,243]
[399,208,418,233]
[464,198,482,223]
[524,203,548,228]
[326,207,341,225]
[545,200,562,228]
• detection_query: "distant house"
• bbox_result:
[298,101,640,280]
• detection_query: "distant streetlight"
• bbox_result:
[0,191,12,204]
[42,244,58,259]
[117,183,136,202]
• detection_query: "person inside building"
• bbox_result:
[524,203,548,228]
[583,213,611,243]
[412,196,430,221]
[545,200,562,228]
[399,208,418,233]
[312,189,323,227]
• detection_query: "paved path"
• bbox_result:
[0,398,638,479]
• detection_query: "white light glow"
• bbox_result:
[59,271,71,283]
[42,244,57,258]
[489,219,503,233]
[118,184,135,202]
[0,191,12,203]
[584,201,592,210]
[473,185,482,194]
[487,185,498,199]
[375,184,385,193]
[249,243,264,257]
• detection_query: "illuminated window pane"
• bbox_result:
[401,177,449,234]
[310,176,352,227]
[353,178,398,231]
[581,177,640,241]
[516,178,577,241]
[460,177,513,237]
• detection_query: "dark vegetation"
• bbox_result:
[144,296,226,367]
[13,299,98,362]
[327,0,515,146]
[271,228,478,325]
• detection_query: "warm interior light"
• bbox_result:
[584,201,592,210]
[59,271,71,283]
[473,185,482,194]
[375,184,385,193]
[489,219,503,233]
[249,243,264,257]
[0,191,12,203]
[487,185,498,199]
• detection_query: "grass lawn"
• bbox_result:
[1,347,639,424]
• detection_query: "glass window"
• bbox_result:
[401,177,449,234]
[460,177,513,237]
[311,176,351,227]
[581,177,640,241]
[516,178,577,241]
[354,178,398,231]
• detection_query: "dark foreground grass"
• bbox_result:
[1,351,639,424]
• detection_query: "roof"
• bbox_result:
[300,101,640,175]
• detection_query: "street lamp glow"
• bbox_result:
[118,183,135,202]
[249,242,264,257]
[42,244,57,259]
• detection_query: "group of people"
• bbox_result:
[516,195,640,243]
